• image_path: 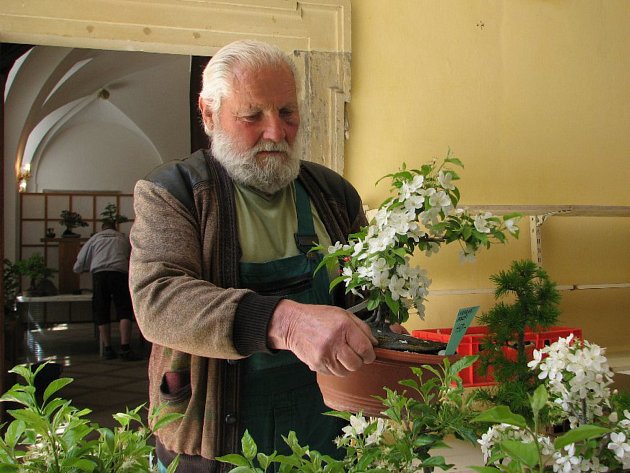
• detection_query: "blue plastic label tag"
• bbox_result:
[444,306,480,356]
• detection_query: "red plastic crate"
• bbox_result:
[411,326,582,387]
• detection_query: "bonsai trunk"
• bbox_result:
[366,304,444,354]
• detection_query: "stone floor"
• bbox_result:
[17,322,150,430]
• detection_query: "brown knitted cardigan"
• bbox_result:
[129,150,366,472]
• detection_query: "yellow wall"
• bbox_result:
[2,0,629,351]
[347,1,630,351]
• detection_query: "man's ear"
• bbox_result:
[198,96,214,132]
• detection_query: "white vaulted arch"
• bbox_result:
[1,0,352,260]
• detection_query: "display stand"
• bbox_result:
[41,237,87,294]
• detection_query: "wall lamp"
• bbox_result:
[17,163,31,193]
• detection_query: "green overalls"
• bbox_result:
[237,181,345,458]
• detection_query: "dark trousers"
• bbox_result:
[92,271,134,326]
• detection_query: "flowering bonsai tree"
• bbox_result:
[474,335,630,472]
[317,151,520,347]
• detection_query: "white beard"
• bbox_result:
[211,127,301,195]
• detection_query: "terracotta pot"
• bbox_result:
[316,347,458,417]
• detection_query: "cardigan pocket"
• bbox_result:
[160,370,192,404]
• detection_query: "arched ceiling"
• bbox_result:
[5,46,190,189]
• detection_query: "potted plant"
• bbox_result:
[473,335,630,472]
[59,209,88,237]
[0,362,182,472]
[315,151,521,415]
[100,202,129,227]
[14,253,57,297]
[219,356,480,473]
[475,259,561,417]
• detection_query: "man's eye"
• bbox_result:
[280,108,297,120]
[241,113,261,122]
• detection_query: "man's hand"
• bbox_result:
[268,299,378,377]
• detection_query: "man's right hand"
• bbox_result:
[267,299,378,377]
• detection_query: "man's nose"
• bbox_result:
[261,114,287,142]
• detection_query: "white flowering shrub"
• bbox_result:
[528,334,614,428]
[473,336,630,473]
[219,356,480,473]
[317,152,520,326]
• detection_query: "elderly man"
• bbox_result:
[129,39,376,472]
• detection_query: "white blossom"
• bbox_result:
[552,444,582,473]
[608,431,630,460]
[399,175,425,199]
[438,170,455,190]
[474,212,493,233]
[341,414,369,438]
[429,190,452,212]
[459,244,477,263]
[504,218,519,235]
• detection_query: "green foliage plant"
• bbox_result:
[217,356,480,473]
[100,204,129,227]
[13,253,57,295]
[476,259,561,418]
[0,362,181,472]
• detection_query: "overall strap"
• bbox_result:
[293,180,319,255]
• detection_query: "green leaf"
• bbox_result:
[328,275,346,292]
[421,455,450,467]
[65,458,97,471]
[9,364,35,382]
[257,452,274,470]
[216,453,251,467]
[0,464,20,472]
[445,154,464,168]
[450,355,478,376]
[4,420,25,450]
[530,384,548,416]
[323,410,352,421]
[227,466,256,473]
[398,379,420,393]
[500,439,539,468]
[43,397,70,417]
[166,456,181,473]
[554,425,611,450]
[0,390,33,407]
[152,412,184,431]
[43,377,73,403]
[7,409,49,433]
[469,467,502,473]
[241,430,258,461]
[473,406,528,428]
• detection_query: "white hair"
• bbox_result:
[199,39,299,131]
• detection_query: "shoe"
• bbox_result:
[119,349,142,362]
[102,346,117,360]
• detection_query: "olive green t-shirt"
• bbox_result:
[234,182,332,265]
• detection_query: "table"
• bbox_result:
[16,294,93,361]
